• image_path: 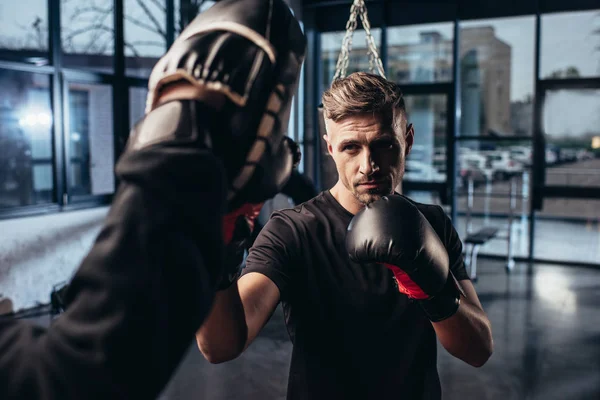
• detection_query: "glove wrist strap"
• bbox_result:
[417,272,463,322]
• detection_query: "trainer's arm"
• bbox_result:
[196,272,280,363]
[0,147,226,400]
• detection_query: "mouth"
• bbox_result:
[357,180,388,190]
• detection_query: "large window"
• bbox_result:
[404,94,448,183]
[534,199,600,265]
[387,23,454,84]
[0,69,54,208]
[129,87,148,128]
[0,0,49,64]
[0,0,224,218]
[459,16,536,137]
[541,10,600,80]
[66,82,115,197]
[542,88,600,187]
[125,0,167,77]
[321,29,382,92]
[175,0,216,36]
[61,0,115,73]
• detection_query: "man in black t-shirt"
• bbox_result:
[196,72,493,400]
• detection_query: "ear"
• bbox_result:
[404,123,414,157]
[323,134,334,156]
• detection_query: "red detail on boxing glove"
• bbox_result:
[383,263,430,300]
[222,203,263,244]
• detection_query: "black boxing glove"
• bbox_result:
[219,203,263,290]
[345,195,465,322]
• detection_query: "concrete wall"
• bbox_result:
[0,207,109,311]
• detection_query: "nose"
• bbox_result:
[359,149,380,176]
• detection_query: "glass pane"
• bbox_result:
[175,0,216,36]
[543,89,600,187]
[455,140,532,258]
[0,69,54,208]
[67,82,115,196]
[387,22,454,84]
[321,29,382,93]
[125,0,167,77]
[403,94,447,183]
[459,16,535,137]
[541,10,600,79]
[61,0,114,73]
[403,190,446,209]
[535,199,600,264]
[0,0,49,64]
[129,87,148,128]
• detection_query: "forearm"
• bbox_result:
[0,148,226,399]
[196,283,248,363]
[432,297,493,367]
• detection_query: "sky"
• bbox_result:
[1,2,599,134]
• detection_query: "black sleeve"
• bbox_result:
[280,170,318,205]
[241,211,299,299]
[436,206,470,282]
[0,147,226,400]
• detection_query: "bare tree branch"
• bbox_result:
[83,20,112,53]
[63,25,113,43]
[95,34,113,54]
[63,24,114,53]
[124,42,140,57]
[134,0,166,38]
[68,6,113,24]
[124,15,163,37]
[130,40,166,48]
[148,0,167,14]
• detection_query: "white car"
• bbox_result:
[509,146,532,167]
[404,160,445,182]
[484,150,524,180]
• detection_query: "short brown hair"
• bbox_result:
[321,72,406,133]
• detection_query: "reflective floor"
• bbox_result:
[24,259,600,399]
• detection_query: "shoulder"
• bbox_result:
[269,191,329,223]
[405,197,452,242]
[409,199,448,226]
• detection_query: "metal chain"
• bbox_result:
[359,1,386,78]
[332,1,359,81]
[332,0,385,81]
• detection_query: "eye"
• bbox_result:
[373,139,397,151]
[342,144,359,152]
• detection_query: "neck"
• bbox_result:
[329,181,365,215]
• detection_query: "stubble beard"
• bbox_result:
[349,164,405,206]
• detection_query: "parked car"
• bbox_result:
[509,146,532,167]
[458,153,491,188]
[483,150,524,180]
[404,160,445,182]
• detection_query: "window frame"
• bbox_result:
[0,0,177,220]
[305,0,600,267]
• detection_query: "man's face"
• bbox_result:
[324,112,414,205]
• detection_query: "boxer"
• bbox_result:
[195,72,493,399]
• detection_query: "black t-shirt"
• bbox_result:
[243,191,469,400]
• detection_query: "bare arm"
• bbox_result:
[432,279,493,367]
[196,272,280,364]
